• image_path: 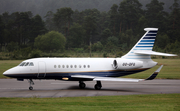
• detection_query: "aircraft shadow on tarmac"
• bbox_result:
[67,86,153,94]
[20,85,149,94]
[8,86,142,92]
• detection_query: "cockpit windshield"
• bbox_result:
[19,62,34,66]
[19,62,26,66]
[29,62,34,66]
[25,62,29,66]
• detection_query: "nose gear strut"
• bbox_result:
[28,79,34,90]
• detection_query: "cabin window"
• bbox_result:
[83,65,86,68]
[54,65,56,68]
[58,65,61,68]
[70,65,73,68]
[88,65,90,68]
[74,65,77,68]
[29,62,34,66]
[79,65,81,68]
[66,65,69,68]
[62,65,65,68]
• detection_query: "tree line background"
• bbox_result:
[0,0,180,59]
[0,0,178,16]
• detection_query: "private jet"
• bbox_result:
[3,28,177,90]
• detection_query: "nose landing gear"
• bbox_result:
[28,79,34,90]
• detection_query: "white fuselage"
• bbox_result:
[3,57,157,80]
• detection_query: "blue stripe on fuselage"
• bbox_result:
[4,69,149,80]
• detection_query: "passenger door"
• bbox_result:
[37,61,46,78]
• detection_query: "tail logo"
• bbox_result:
[135,29,158,51]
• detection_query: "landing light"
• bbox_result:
[62,77,69,80]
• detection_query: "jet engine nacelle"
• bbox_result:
[112,58,143,70]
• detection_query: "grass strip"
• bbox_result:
[0,94,179,111]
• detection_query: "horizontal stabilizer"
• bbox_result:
[134,51,177,56]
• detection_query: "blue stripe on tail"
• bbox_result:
[122,28,158,60]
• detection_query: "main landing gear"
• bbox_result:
[94,81,102,90]
[79,81,86,89]
[28,79,34,90]
[79,81,102,90]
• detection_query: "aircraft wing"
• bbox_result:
[93,77,142,82]
[134,51,177,56]
[71,65,163,82]
[71,75,142,82]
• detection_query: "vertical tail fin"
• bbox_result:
[122,28,158,60]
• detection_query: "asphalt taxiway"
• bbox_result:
[0,79,180,97]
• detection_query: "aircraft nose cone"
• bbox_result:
[3,70,10,76]
[3,67,19,78]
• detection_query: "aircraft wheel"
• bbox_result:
[94,84,101,90]
[29,86,33,90]
[79,83,86,89]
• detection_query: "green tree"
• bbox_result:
[109,4,119,35]
[168,0,180,42]
[0,15,5,49]
[30,14,47,44]
[82,9,100,44]
[169,0,180,30]
[1,12,11,25]
[155,34,170,49]
[53,7,74,37]
[118,0,143,31]
[1,11,46,50]
[165,40,180,54]
[1,12,14,47]
[98,11,110,34]
[19,12,32,45]
[119,29,136,50]
[100,28,112,45]
[145,0,167,30]
[34,31,66,52]
[44,11,55,31]
[67,23,85,48]
[137,16,148,32]
[92,41,103,52]
[72,10,83,25]
[7,41,19,52]
[7,12,20,44]
[83,15,97,45]
[105,36,119,53]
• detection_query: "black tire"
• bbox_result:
[29,86,33,90]
[79,83,86,89]
[94,84,101,90]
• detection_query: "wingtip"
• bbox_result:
[145,65,163,80]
